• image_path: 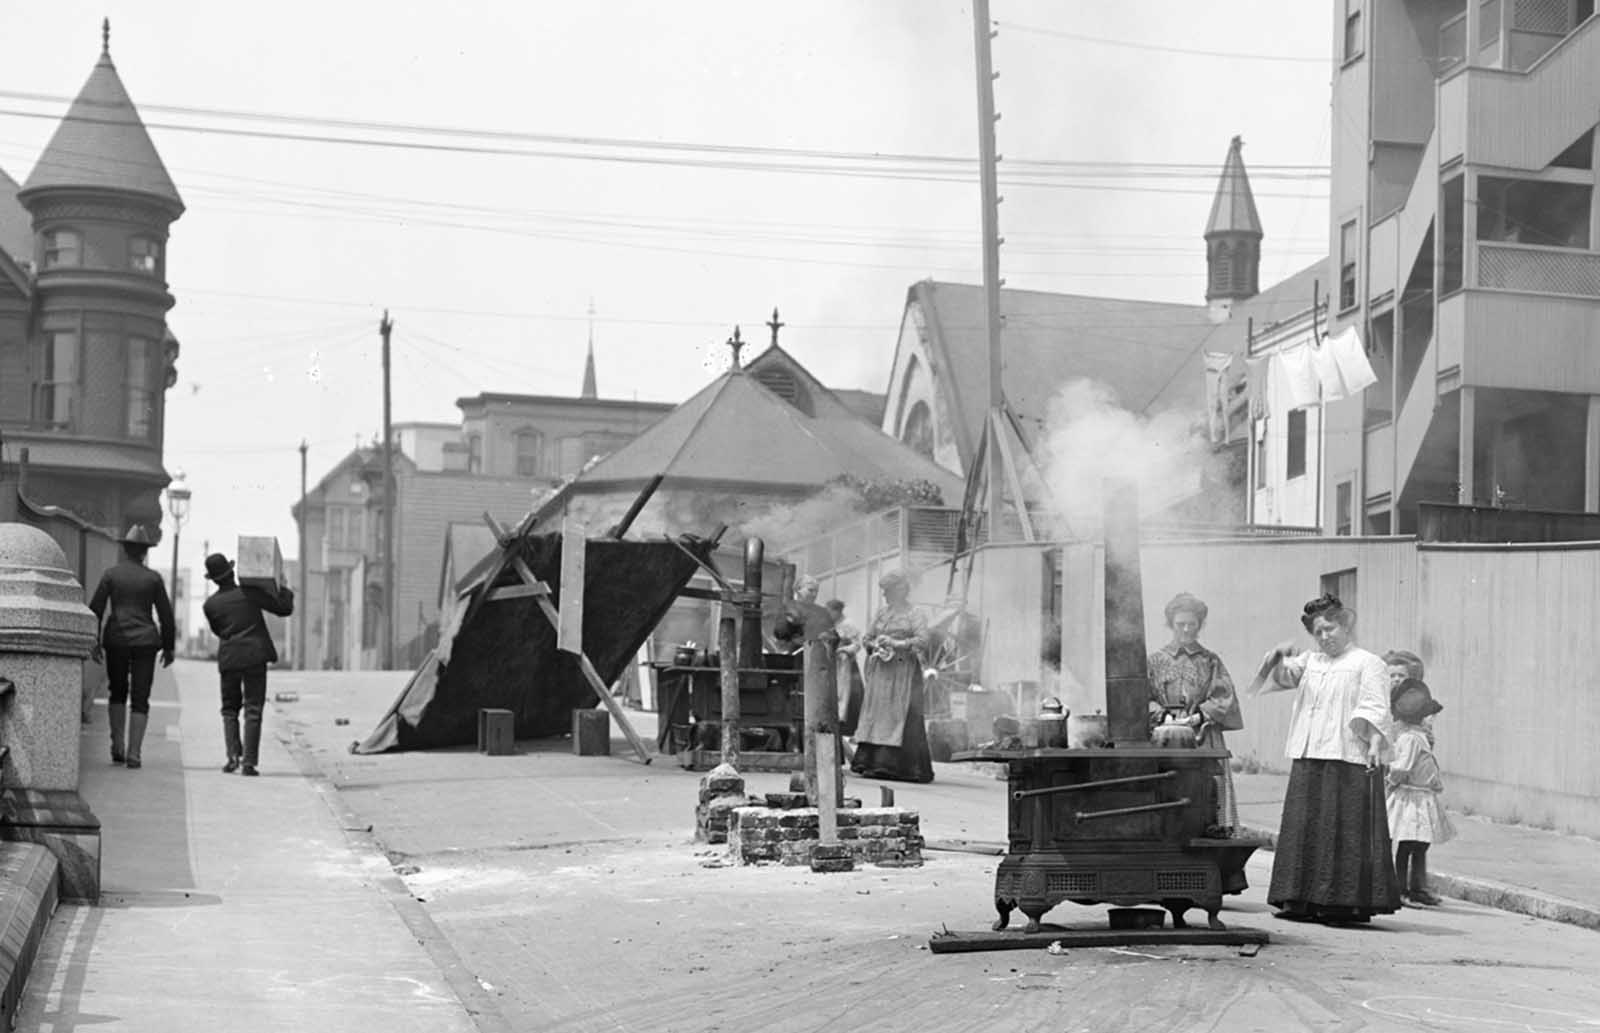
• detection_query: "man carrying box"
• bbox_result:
[201,552,295,776]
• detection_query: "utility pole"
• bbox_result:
[379,310,395,670]
[298,439,309,670]
[971,0,1006,536]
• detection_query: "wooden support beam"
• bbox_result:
[486,583,547,602]
[991,410,1036,542]
[532,594,652,764]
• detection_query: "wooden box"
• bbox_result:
[477,708,515,756]
[572,709,610,756]
[236,536,284,591]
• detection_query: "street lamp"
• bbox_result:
[166,472,192,647]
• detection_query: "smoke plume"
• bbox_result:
[1035,379,1220,538]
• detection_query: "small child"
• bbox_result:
[1384,649,1433,745]
[1387,677,1455,906]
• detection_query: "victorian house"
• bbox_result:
[0,23,183,561]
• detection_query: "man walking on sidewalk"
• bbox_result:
[201,552,294,776]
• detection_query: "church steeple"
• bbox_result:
[580,299,598,399]
[1204,135,1262,318]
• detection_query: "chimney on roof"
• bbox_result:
[1204,135,1264,323]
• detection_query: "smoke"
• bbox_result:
[738,483,865,553]
[1035,379,1224,538]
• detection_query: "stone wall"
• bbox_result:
[728,806,923,868]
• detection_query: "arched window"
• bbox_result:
[902,401,935,459]
[43,229,81,269]
[895,355,923,431]
[514,428,545,477]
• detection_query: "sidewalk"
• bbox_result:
[1232,771,1600,930]
[14,660,489,1033]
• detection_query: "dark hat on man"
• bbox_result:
[1391,677,1443,724]
[119,523,159,547]
[203,553,235,581]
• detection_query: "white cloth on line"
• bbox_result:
[1327,326,1378,397]
[1274,346,1321,409]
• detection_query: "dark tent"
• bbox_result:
[355,528,715,754]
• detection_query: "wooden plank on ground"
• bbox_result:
[927,925,1270,954]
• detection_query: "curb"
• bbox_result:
[275,723,519,1033]
[1238,823,1600,932]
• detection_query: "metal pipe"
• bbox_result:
[1074,798,1190,824]
[1011,770,1176,800]
[739,536,765,669]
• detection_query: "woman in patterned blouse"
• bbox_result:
[1147,592,1242,836]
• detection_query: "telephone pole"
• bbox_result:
[298,438,309,670]
[972,0,1006,536]
[379,310,395,670]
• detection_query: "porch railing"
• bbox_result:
[1478,243,1600,297]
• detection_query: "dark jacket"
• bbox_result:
[203,582,294,673]
[89,560,176,652]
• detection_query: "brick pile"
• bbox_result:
[694,766,759,844]
[727,805,924,868]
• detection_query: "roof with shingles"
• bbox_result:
[568,364,964,499]
[20,44,183,210]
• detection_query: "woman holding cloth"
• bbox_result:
[849,570,934,784]
[1250,593,1402,923]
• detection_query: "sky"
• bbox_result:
[1,1,1333,613]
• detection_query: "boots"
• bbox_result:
[108,703,127,764]
[222,716,243,773]
[125,712,149,769]
[242,712,262,777]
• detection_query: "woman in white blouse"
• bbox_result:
[1250,594,1404,923]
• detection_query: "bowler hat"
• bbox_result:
[1391,677,1443,724]
[203,553,235,581]
[119,523,159,547]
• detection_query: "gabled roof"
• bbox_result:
[1205,136,1262,238]
[20,39,183,212]
[568,364,964,499]
[0,167,32,266]
[911,280,1217,460]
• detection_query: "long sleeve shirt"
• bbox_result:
[1271,645,1391,764]
[89,560,176,653]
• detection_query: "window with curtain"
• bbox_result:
[129,237,161,276]
[127,336,155,438]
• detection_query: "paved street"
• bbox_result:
[276,669,1600,1033]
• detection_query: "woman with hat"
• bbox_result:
[849,569,934,784]
[200,552,295,776]
[1250,593,1402,923]
[1387,677,1455,906]
[88,524,176,769]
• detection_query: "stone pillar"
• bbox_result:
[0,524,102,903]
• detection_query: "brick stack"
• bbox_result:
[694,765,758,844]
[727,806,924,867]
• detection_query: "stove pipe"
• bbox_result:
[1102,481,1151,746]
[740,536,765,669]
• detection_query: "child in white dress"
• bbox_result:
[1387,678,1455,906]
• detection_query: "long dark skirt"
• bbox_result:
[1268,758,1402,921]
[850,685,934,784]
